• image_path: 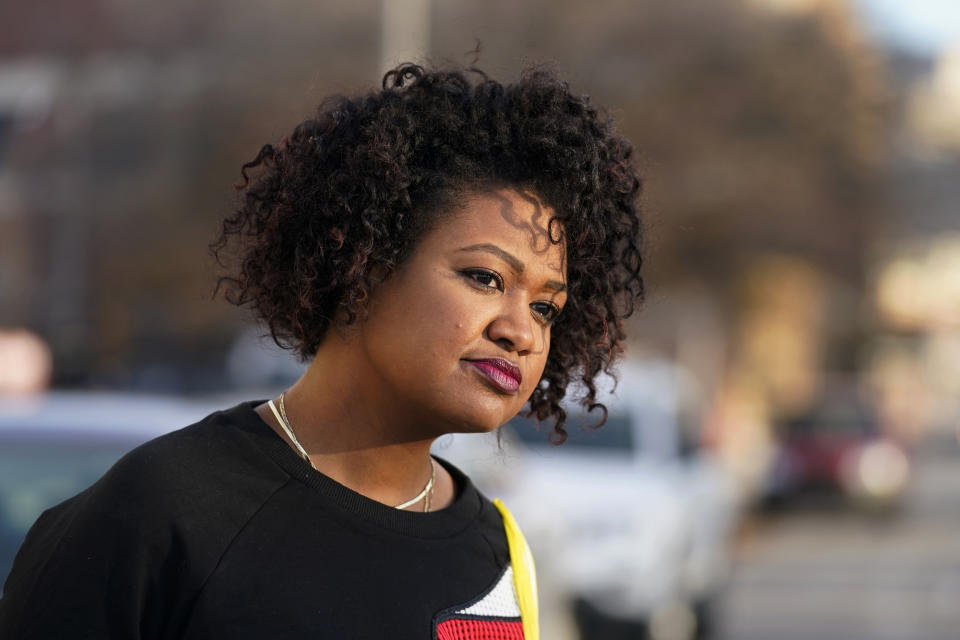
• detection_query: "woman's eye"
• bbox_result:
[531,302,561,324]
[462,269,503,291]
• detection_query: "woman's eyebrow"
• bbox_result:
[543,279,567,293]
[456,243,566,293]
[457,243,525,273]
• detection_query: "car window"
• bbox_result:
[508,413,635,451]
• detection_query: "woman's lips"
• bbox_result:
[465,358,522,394]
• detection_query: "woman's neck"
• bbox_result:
[254,340,455,510]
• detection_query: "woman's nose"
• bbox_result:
[486,297,537,355]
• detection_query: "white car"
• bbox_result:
[434,360,740,640]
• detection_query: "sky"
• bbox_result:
[856,0,960,55]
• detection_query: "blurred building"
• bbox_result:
[3,1,945,477]
[0,1,381,389]
[865,44,960,444]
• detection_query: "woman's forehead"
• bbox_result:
[439,188,566,267]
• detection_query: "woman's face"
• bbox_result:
[355,188,567,436]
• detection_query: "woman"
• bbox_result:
[0,63,643,639]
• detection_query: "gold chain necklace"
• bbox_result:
[266,392,436,511]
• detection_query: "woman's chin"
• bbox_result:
[436,407,516,436]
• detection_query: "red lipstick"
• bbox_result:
[466,358,522,394]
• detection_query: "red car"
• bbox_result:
[763,388,910,510]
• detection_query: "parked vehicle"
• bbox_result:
[0,392,215,587]
[762,382,911,511]
[435,360,741,640]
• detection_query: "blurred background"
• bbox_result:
[1,0,958,638]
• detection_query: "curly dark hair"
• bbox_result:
[212,63,644,442]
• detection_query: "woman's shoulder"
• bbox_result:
[93,401,289,510]
[0,403,288,637]
[432,456,509,537]
[6,403,291,594]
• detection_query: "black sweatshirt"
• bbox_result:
[0,402,525,639]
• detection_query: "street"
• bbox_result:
[717,439,960,640]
